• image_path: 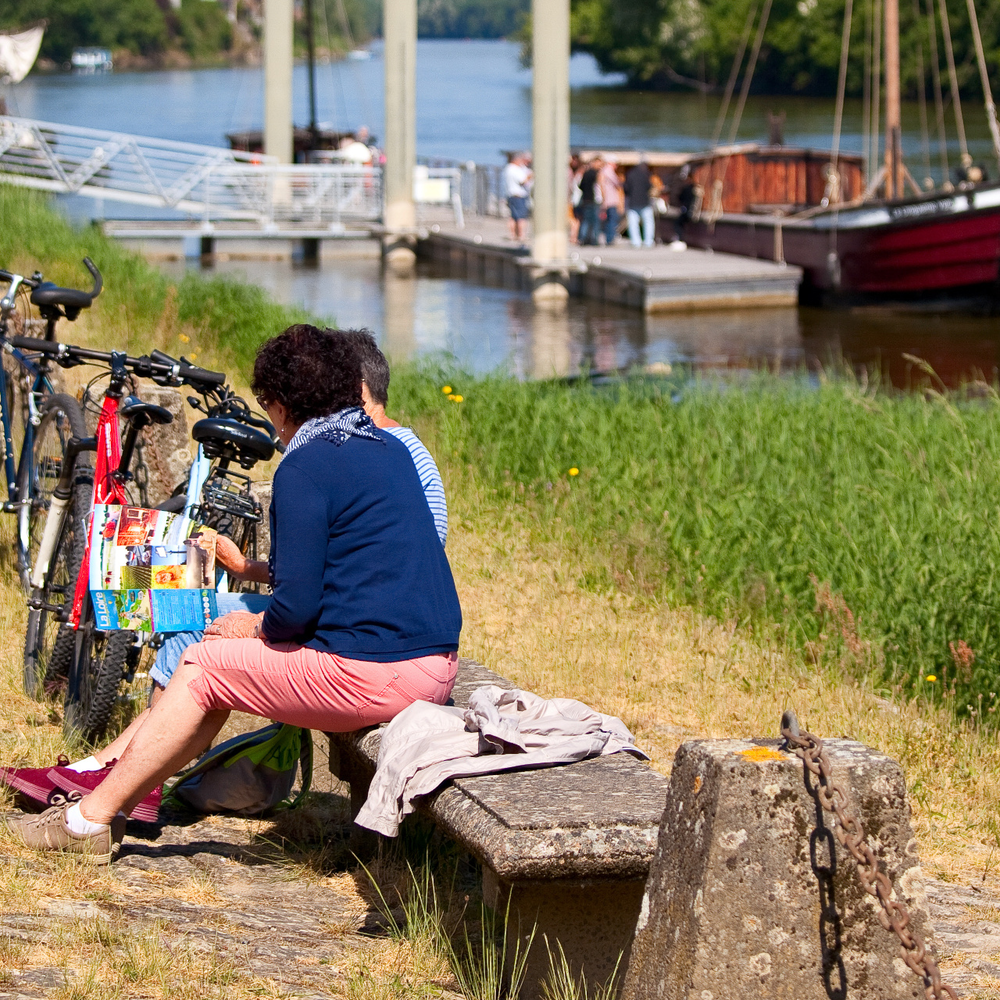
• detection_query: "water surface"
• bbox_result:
[8,40,1000,383]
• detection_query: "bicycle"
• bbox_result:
[13,335,276,742]
[0,259,102,589]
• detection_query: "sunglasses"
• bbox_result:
[255,395,270,410]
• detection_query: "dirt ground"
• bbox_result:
[0,735,392,1000]
[2,732,1000,1000]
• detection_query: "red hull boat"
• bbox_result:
[682,184,1000,305]
[648,0,1000,310]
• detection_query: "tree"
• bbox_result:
[566,0,1000,98]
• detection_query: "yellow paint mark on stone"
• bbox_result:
[740,746,785,763]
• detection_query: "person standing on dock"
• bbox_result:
[672,165,696,249]
[578,157,602,246]
[599,155,623,245]
[502,152,533,243]
[624,156,654,248]
[568,153,583,244]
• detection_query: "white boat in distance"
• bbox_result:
[71,48,112,72]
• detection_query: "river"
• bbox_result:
[7,40,1000,383]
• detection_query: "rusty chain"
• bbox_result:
[780,709,958,1000]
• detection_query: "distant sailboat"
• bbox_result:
[0,23,44,85]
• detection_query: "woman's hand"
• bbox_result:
[204,611,265,639]
[215,535,271,585]
[215,535,247,576]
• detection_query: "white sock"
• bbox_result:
[65,801,108,835]
[66,756,102,773]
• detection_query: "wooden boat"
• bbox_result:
[226,0,373,162]
[226,126,363,160]
[681,178,1000,304]
[656,0,1000,307]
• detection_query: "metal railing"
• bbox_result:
[418,156,506,219]
[197,164,382,227]
[0,115,383,227]
[414,164,464,227]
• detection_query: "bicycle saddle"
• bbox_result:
[30,283,95,318]
[121,397,174,427]
[192,417,275,469]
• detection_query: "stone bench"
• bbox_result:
[326,657,669,998]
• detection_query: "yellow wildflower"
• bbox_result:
[926,675,937,683]
[441,385,453,395]
[179,334,190,343]
[568,467,580,476]
[449,394,464,403]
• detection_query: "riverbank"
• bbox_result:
[3,183,1000,873]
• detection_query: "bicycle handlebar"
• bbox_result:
[8,336,227,391]
[147,349,226,389]
[82,257,103,299]
[1,257,101,298]
[0,269,40,290]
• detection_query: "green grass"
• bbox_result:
[387,368,1000,716]
[0,185,316,366]
[6,182,1000,719]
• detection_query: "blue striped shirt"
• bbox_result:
[385,426,448,546]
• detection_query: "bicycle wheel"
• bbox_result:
[16,393,89,592]
[22,397,93,695]
[64,624,134,744]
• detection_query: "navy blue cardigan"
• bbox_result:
[261,432,462,661]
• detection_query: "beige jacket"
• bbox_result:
[355,685,646,837]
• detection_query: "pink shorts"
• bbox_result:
[181,638,458,732]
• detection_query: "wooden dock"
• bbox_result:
[103,212,802,313]
[421,217,802,312]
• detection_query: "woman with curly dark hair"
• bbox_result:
[8,324,462,862]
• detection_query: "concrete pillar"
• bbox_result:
[383,0,417,272]
[621,738,934,1000]
[382,270,416,361]
[531,0,570,302]
[264,0,294,164]
[531,302,571,378]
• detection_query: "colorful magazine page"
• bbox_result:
[88,505,219,632]
[91,588,219,632]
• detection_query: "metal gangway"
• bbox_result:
[0,116,383,230]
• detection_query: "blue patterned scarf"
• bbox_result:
[284,406,385,457]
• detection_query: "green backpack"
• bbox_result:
[163,722,313,817]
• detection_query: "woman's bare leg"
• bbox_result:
[79,660,229,824]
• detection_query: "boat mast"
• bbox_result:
[304,0,319,150]
[884,0,903,197]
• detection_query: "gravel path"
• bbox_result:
[0,803,371,999]
[2,787,1000,999]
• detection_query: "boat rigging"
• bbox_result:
[670,0,1000,307]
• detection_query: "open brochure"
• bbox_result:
[88,505,219,632]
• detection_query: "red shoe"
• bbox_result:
[49,766,162,824]
[1,755,77,810]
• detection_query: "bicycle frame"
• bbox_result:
[0,344,49,501]
[28,351,134,619]
[0,275,54,510]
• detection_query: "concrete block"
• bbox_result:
[134,386,191,505]
[249,480,272,559]
[621,738,933,1000]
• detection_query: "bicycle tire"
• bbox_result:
[22,396,93,696]
[41,626,76,693]
[16,393,89,592]
[64,626,132,745]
